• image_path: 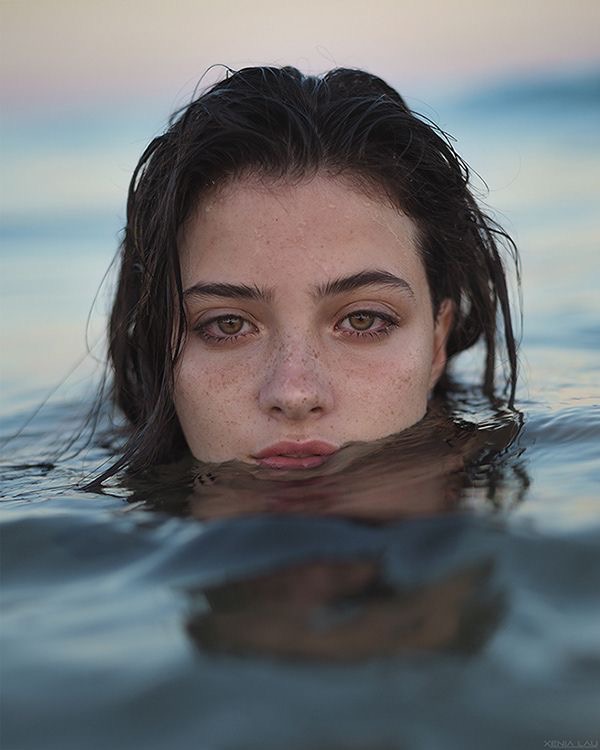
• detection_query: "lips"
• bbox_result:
[253,440,338,470]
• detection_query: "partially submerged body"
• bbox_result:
[97,65,520,487]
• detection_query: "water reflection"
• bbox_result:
[186,556,503,661]
[119,407,525,661]
[130,406,526,522]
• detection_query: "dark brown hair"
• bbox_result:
[99,65,519,482]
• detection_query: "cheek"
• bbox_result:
[173,348,254,446]
[334,339,434,424]
[338,335,434,391]
[175,352,249,409]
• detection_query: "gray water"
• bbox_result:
[1,70,600,750]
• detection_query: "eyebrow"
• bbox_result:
[183,269,414,303]
[183,281,272,302]
[315,270,414,299]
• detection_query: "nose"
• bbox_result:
[258,339,334,422]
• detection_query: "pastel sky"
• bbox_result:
[2,0,600,113]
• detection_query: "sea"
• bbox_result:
[1,68,599,750]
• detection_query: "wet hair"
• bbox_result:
[99,65,520,482]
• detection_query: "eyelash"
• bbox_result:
[335,310,400,339]
[193,310,400,344]
[193,315,257,344]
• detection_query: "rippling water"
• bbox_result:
[2,71,600,749]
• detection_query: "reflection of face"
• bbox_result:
[189,421,466,523]
[175,174,452,464]
[187,559,500,661]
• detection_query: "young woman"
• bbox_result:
[100,65,519,484]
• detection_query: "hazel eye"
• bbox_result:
[347,312,376,331]
[217,315,244,335]
[194,314,257,344]
[336,309,400,340]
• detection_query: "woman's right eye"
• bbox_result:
[194,314,257,344]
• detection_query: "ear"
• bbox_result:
[429,298,454,390]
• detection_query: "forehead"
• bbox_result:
[178,174,425,286]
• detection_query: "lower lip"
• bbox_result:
[256,455,331,470]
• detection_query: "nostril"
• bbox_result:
[267,400,324,420]
[259,367,334,420]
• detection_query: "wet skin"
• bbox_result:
[174,173,453,465]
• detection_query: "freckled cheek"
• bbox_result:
[174,351,255,419]
[332,343,433,425]
[173,351,259,461]
[336,340,432,391]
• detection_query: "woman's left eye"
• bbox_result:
[336,310,399,338]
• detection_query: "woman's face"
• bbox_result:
[174,174,452,467]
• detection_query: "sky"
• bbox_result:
[2,0,600,115]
